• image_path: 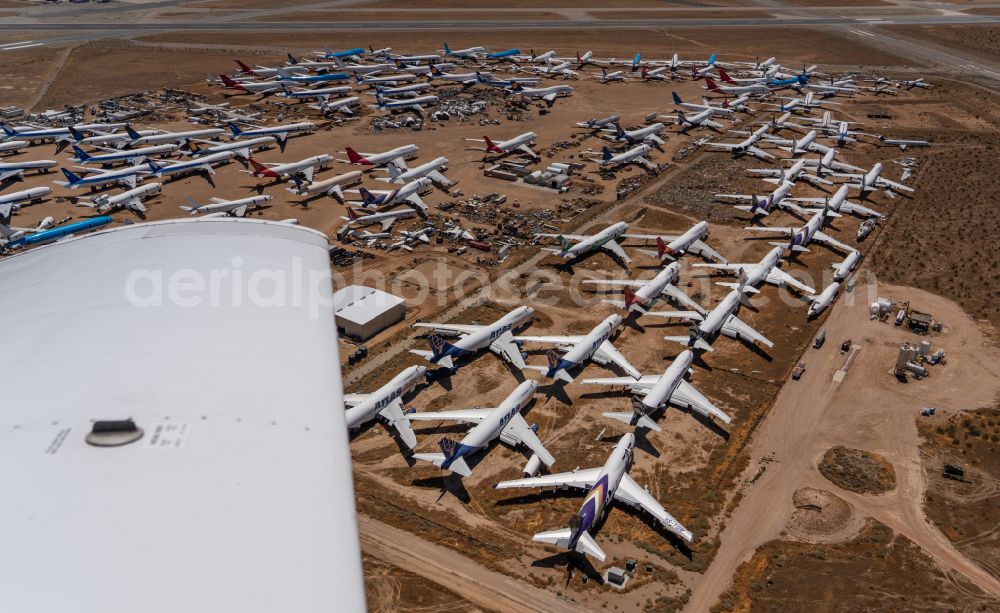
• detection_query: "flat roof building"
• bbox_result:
[333,285,406,340]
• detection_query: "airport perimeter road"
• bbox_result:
[359,515,583,613]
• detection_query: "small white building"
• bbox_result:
[333,285,406,340]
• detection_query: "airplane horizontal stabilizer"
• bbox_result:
[603,411,661,432]
[413,452,446,467]
[716,281,759,294]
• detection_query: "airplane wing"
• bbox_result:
[688,239,727,263]
[542,93,558,105]
[126,198,147,213]
[876,178,913,193]
[645,134,665,145]
[838,201,882,218]
[744,226,794,236]
[377,397,417,449]
[403,192,427,211]
[581,279,649,287]
[622,233,679,241]
[692,262,747,272]
[379,217,398,231]
[592,340,641,379]
[635,157,657,171]
[660,284,705,314]
[812,231,854,253]
[765,268,815,294]
[0,169,23,181]
[502,414,555,466]
[494,467,601,491]
[714,194,753,201]
[301,166,315,182]
[581,374,659,389]
[343,392,370,407]
[601,239,632,264]
[672,380,732,424]
[535,233,586,240]
[407,407,493,424]
[489,329,526,369]
[516,144,538,158]
[512,334,584,346]
[721,314,774,349]
[231,204,248,217]
[615,474,693,542]
[412,322,481,335]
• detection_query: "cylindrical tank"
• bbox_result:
[906,362,927,377]
[920,340,931,356]
[896,346,910,370]
[877,297,892,311]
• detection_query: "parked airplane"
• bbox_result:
[343,365,425,450]
[428,65,480,85]
[835,162,913,196]
[582,262,704,315]
[280,83,352,102]
[371,82,434,97]
[745,205,854,254]
[234,59,307,78]
[247,154,333,182]
[766,129,819,156]
[669,109,725,132]
[71,144,177,167]
[344,144,419,166]
[356,73,418,87]
[516,314,640,383]
[63,126,156,149]
[582,350,731,430]
[877,135,929,150]
[467,132,538,160]
[785,184,883,219]
[705,77,768,96]
[373,93,439,113]
[410,305,534,370]
[898,78,931,90]
[708,125,772,159]
[0,122,70,142]
[507,82,573,106]
[341,206,416,230]
[0,186,51,211]
[536,221,631,265]
[691,246,815,295]
[715,180,804,216]
[442,43,487,59]
[381,156,452,187]
[124,126,224,146]
[145,152,233,179]
[808,282,841,318]
[832,250,860,281]
[77,183,161,214]
[670,92,737,115]
[408,380,553,477]
[184,136,276,159]
[55,166,148,190]
[0,158,57,181]
[624,220,727,262]
[181,194,272,217]
[388,227,433,251]
[286,170,363,201]
[576,114,621,131]
[485,48,520,60]
[606,122,666,146]
[494,433,693,561]
[747,158,832,187]
[275,69,350,84]
[658,288,773,352]
[355,177,432,211]
[226,121,316,145]
[597,144,656,170]
[0,215,112,250]
[218,74,283,94]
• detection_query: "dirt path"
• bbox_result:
[685,282,1000,611]
[359,515,583,613]
[24,43,74,114]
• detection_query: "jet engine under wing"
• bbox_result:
[493,467,602,491]
[615,474,693,542]
[406,407,492,424]
[722,314,773,349]
[502,414,555,466]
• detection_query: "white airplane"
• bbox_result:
[427,65,479,85]
[639,65,671,81]
[0,186,50,212]
[536,221,631,265]
[219,75,284,94]
[442,43,487,59]
[393,60,456,75]
[77,183,161,214]
[605,122,666,146]
[124,126,225,146]
[145,152,233,179]
[877,135,930,150]
[708,125,773,160]
[507,82,573,106]
[280,83,352,101]
[354,177,432,211]
[763,111,808,135]
[747,158,832,187]
[373,93,439,114]
[380,156,453,187]
[341,206,416,231]
[715,180,804,216]
[343,365,425,450]
[898,78,931,90]
[184,136,276,160]
[372,82,433,97]
[745,205,854,254]
[181,194,272,217]
[234,59,308,78]
[624,220,727,262]
[467,132,538,160]
[187,100,231,115]
[582,262,704,315]
[765,129,819,156]
[388,227,433,251]
[355,73,419,87]
[532,59,577,77]
[410,306,533,370]
[494,433,693,561]
[576,114,621,131]
[55,165,149,190]
[670,109,725,132]
[807,281,841,318]
[0,158,57,181]
[656,288,773,352]
[248,154,333,182]
[582,350,731,430]
[227,121,316,145]
[71,144,177,167]
[692,246,814,295]
[669,92,738,116]
[63,126,156,149]
[705,77,768,96]
[515,314,640,383]
[344,144,419,166]
[286,170,362,201]
[0,139,28,155]
[0,123,71,143]
[595,68,626,82]
[408,380,553,477]
[784,184,882,219]
[596,143,657,170]
[834,162,913,196]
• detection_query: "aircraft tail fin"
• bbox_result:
[125,124,141,140]
[427,334,456,368]
[345,207,363,222]
[234,59,254,74]
[705,77,722,93]
[483,135,501,153]
[719,67,737,85]
[358,186,379,207]
[60,167,83,185]
[601,146,613,162]
[345,146,365,164]
[226,122,242,137]
[72,145,90,161]
[671,91,683,105]
[0,122,15,137]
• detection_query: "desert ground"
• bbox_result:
[2,1,999,611]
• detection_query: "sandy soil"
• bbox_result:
[886,24,1000,66]
[238,10,568,22]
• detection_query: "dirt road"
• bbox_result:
[359,515,583,613]
[685,282,1000,611]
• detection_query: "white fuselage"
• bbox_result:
[630,263,681,308]
[565,222,628,258]
[641,351,693,410]
[345,365,426,429]
[289,170,362,197]
[130,129,225,146]
[79,144,178,165]
[454,306,534,353]
[461,380,538,450]
[189,195,272,215]
[603,144,652,167]
[563,315,622,365]
[389,157,448,184]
